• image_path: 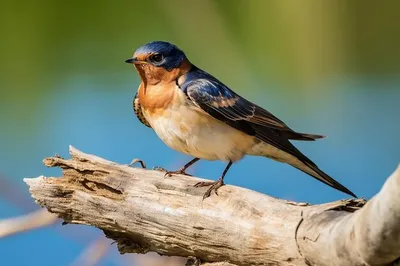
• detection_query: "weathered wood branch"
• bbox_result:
[24,146,400,266]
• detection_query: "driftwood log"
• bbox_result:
[24,146,400,266]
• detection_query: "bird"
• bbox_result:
[125,41,356,199]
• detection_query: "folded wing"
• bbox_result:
[182,75,323,141]
[181,70,356,197]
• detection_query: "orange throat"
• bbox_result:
[135,59,192,114]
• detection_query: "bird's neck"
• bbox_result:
[136,60,192,115]
[136,59,193,89]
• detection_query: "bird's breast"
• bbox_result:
[141,88,255,161]
[137,82,176,116]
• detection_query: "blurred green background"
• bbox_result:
[1,1,399,265]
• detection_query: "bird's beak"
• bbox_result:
[125,57,138,64]
[125,57,148,65]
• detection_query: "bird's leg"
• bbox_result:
[194,161,233,199]
[164,158,200,177]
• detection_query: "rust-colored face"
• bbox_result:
[127,53,192,87]
[126,41,190,86]
[126,53,158,86]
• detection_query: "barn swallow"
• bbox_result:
[125,41,356,199]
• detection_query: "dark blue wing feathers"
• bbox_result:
[181,66,323,140]
[181,68,318,163]
[184,78,256,135]
[180,67,357,198]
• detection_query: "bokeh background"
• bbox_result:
[1,1,399,265]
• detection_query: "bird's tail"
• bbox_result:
[290,159,357,198]
[283,131,326,141]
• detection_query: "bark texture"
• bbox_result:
[24,146,400,266]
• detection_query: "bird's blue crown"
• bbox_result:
[134,41,187,70]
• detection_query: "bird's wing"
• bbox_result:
[182,77,323,140]
[183,78,301,154]
[133,92,152,128]
[182,76,356,197]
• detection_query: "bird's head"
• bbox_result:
[125,41,191,86]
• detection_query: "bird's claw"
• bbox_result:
[128,158,146,168]
[186,257,201,266]
[152,167,192,178]
[194,178,225,199]
[153,166,167,172]
[163,169,193,178]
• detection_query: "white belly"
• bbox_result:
[143,103,256,162]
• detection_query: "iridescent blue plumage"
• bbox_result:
[181,66,319,139]
[134,41,186,71]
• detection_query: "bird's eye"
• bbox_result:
[149,54,164,64]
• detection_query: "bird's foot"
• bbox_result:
[151,167,192,177]
[153,166,167,172]
[163,168,193,178]
[185,257,201,266]
[128,158,146,169]
[194,177,225,199]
